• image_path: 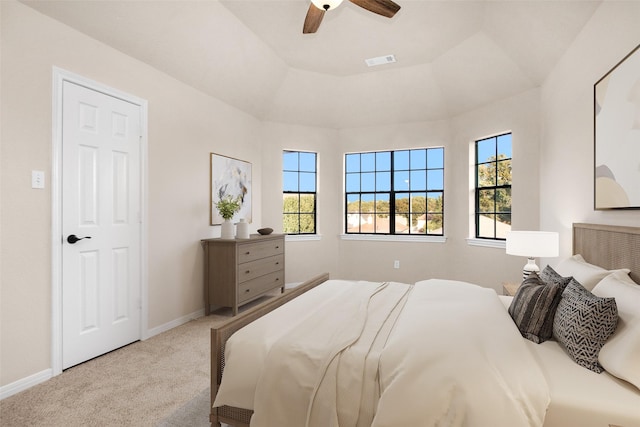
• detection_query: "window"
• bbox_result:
[345,148,444,235]
[283,151,317,234]
[475,133,512,239]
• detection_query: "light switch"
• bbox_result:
[32,170,45,189]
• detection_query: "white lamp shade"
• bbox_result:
[311,0,344,10]
[506,231,559,258]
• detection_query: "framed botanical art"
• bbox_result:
[210,153,252,225]
[594,44,640,210]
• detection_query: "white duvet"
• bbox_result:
[213,279,550,427]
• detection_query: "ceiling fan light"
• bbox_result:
[311,0,344,11]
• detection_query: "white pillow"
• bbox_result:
[555,254,630,291]
[592,270,640,390]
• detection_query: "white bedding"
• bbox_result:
[499,295,640,427]
[214,280,358,410]
[215,279,550,427]
[251,280,410,427]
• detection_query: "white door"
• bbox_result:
[62,81,142,369]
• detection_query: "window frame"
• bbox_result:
[344,148,444,236]
[474,133,512,240]
[282,150,317,235]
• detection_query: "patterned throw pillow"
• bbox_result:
[553,279,619,373]
[539,265,572,288]
[509,273,566,344]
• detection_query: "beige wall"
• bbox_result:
[260,122,342,282]
[260,89,541,289]
[333,89,541,288]
[0,1,263,386]
[448,88,542,285]
[259,112,530,288]
[540,1,640,258]
[3,0,640,393]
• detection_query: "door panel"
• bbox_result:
[62,81,141,369]
[79,250,99,333]
[113,247,130,322]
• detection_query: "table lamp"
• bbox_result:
[506,231,559,280]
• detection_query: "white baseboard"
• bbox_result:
[0,369,52,400]
[2,310,204,400]
[143,308,205,339]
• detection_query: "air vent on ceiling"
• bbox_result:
[365,54,396,67]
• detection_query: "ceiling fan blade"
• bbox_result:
[349,0,401,18]
[303,3,325,34]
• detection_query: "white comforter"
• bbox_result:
[213,279,550,427]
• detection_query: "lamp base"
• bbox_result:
[522,257,540,280]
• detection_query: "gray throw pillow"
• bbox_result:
[508,273,566,344]
[553,279,618,373]
[539,265,572,288]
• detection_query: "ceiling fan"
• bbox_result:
[303,0,401,34]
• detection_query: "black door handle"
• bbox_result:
[67,234,92,244]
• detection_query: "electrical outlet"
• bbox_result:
[393,260,400,269]
[32,170,45,189]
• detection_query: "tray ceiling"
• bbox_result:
[21,0,601,128]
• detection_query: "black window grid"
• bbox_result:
[345,149,444,236]
[283,151,317,235]
[474,134,512,240]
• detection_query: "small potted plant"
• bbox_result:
[216,195,241,239]
[216,194,241,220]
[216,194,242,239]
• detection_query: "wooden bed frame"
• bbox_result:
[573,223,640,283]
[209,223,640,426]
[210,272,330,427]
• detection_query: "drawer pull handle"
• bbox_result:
[275,246,280,249]
[245,251,250,255]
[275,278,280,281]
[275,262,279,265]
[245,270,250,274]
[245,289,250,293]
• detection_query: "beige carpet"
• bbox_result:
[0,304,258,427]
[156,387,211,427]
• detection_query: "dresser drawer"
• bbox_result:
[238,239,284,264]
[238,270,284,303]
[237,254,284,283]
[202,234,284,316]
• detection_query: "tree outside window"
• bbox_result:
[475,133,512,239]
[345,148,444,235]
[283,151,317,234]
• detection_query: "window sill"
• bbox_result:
[466,238,506,249]
[285,234,322,242]
[340,234,447,243]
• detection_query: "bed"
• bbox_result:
[209,223,640,427]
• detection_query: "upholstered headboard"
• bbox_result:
[573,223,640,284]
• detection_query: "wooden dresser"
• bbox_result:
[202,234,285,316]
